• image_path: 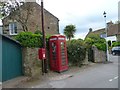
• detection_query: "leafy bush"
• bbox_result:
[94,43,106,51]
[34,30,42,35]
[108,40,111,47]
[67,39,86,66]
[85,34,106,51]
[112,41,120,47]
[84,38,94,48]
[15,32,43,47]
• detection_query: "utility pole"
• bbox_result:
[41,0,48,74]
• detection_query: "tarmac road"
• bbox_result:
[38,54,119,88]
[63,55,118,88]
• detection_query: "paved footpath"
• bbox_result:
[2,62,95,88]
[0,82,2,90]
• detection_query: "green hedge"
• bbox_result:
[15,32,43,47]
[15,32,51,49]
[94,43,106,51]
[112,42,120,47]
[67,39,86,66]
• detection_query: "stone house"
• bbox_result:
[2,2,59,36]
[85,21,120,41]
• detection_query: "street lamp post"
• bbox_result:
[41,0,48,74]
[103,11,109,61]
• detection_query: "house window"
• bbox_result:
[9,22,17,35]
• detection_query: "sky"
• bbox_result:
[0,0,119,39]
[39,0,119,39]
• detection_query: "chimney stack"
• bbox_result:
[107,21,113,28]
[89,28,92,32]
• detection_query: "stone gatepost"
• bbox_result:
[92,46,107,63]
[22,47,42,79]
[82,51,89,65]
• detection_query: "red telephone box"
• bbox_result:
[49,35,68,72]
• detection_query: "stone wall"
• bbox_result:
[116,34,120,41]
[92,46,107,63]
[22,47,42,79]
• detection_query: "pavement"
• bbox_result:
[2,62,95,88]
[0,82,2,90]
[2,76,29,88]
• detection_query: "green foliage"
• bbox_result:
[108,40,111,47]
[15,32,43,47]
[84,38,94,48]
[112,42,120,47]
[85,34,106,51]
[34,30,42,35]
[67,39,86,66]
[34,25,42,35]
[64,24,76,40]
[94,43,106,51]
[15,32,52,49]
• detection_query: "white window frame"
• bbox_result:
[9,22,17,35]
[0,26,2,34]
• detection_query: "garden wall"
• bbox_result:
[92,46,106,63]
[22,48,42,79]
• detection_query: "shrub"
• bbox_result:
[34,30,42,35]
[15,32,43,47]
[94,43,106,51]
[84,38,94,48]
[85,34,106,51]
[67,39,86,66]
[112,41,120,47]
[108,40,111,47]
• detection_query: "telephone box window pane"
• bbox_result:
[60,42,66,66]
[52,42,57,60]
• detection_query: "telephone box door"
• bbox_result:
[50,41,58,71]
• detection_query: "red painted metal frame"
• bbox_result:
[38,48,46,60]
[49,35,68,72]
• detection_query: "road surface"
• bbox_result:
[62,54,119,88]
[32,54,119,88]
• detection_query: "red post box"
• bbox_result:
[38,48,46,60]
[49,35,68,72]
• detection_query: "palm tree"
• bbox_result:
[64,24,76,41]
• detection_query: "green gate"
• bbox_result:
[0,35,2,82]
[2,36,23,82]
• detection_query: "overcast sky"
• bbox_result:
[0,0,119,39]
[41,0,119,39]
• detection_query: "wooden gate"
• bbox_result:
[88,47,94,62]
